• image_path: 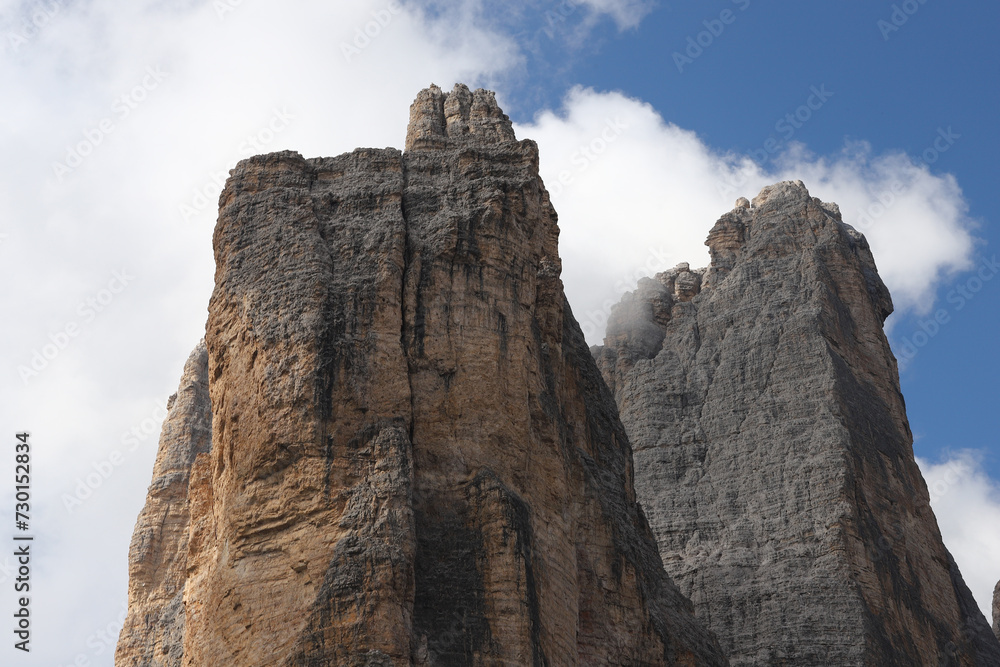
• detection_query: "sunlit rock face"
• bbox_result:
[116,84,728,667]
[116,341,210,667]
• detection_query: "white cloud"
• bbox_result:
[918,451,1000,621]
[0,1,520,664]
[573,0,654,30]
[0,1,991,664]
[516,86,977,344]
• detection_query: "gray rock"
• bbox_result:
[119,84,728,666]
[595,180,1000,666]
[994,580,999,640]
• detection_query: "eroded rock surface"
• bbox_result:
[594,181,1000,666]
[119,84,726,666]
[116,341,211,667]
[993,580,999,640]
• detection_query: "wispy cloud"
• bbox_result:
[918,451,1000,620]
[1,2,991,664]
[1,2,520,664]
[517,86,977,343]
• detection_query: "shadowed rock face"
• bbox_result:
[117,84,727,666]
[993,581,999,640]
[594,181,1000,666]
[116,342,211,667]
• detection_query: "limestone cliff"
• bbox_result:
[117,84,727,666]
[993,580,999,640]
[116,341,211,667]
[594,182,1000,665]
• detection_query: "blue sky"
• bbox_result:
[0,1,997,664]
[525,0,1000,471]
[496,0,1000,477]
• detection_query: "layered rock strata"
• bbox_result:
[117,84,727,666]
[594,182,1000,666]
[116,341,211,667]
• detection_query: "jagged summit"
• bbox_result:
[117,85,1000,666]
[595,180,1000,665]
[405,83,517,151]
[703,181,893,320]
[117,84,727,666]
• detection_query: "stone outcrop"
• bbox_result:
[116,341,211,667]
[118,84,727,666]
[594,181,1000,665]
[994,580,999,640]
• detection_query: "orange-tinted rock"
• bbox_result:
[118,84,727,666]
[116,342,211,667]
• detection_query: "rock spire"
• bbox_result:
[594,181,1000,665]
[116,84,727,666]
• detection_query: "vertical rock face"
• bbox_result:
[594,181,1000,666]
[116,341,211,667]
[119,84,727,666]
[993,581,999,640]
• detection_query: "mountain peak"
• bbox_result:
[405,83,517,151]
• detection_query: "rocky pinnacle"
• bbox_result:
[117,84,727,666]
[594,181,1000,666]
[994,580,999,640]
[116,341,211,667]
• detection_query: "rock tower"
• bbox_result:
[116,84,727,666]
[594,182,1000,665]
